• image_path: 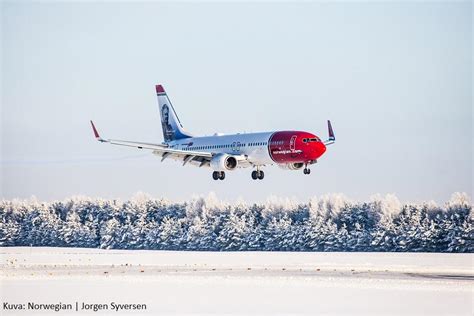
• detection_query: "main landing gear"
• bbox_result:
[251,170,264,180]
[212,171,225,180]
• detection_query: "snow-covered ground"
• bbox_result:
[1,247,473,315]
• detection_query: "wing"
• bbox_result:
[90,121,212,167]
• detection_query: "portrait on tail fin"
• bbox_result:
[161,104,174,142]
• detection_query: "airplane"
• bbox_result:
[90,84,335,181]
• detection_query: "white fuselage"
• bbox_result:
[168,132,274,166]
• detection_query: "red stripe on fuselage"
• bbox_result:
[267,131,326,164]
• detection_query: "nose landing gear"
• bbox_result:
[212,171,225,180]
[251,170,264,180]
[303,163,311,175]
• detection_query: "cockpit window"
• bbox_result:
[303,138,321,143]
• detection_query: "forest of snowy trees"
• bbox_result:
[0,193,472,252]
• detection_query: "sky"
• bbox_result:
[1,1,472,203]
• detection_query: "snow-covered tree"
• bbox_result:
[0,192,471,252]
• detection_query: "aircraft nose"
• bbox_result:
[312,141,326,158]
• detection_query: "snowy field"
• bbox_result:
[0,247,472,315]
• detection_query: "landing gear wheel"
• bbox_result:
[219,171,225,180]
[212,171,219,180]
[303,168,311,175]
[258,170,264,180]
[251,170,258,180]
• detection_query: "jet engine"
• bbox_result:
[278,162,304,170]
[210,153,238,171]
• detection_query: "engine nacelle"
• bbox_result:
[278,162,304,170]
[210,153,238,171]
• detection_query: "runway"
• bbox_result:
[1,247,472,315]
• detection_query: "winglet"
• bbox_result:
[90,120,106,142]
[324,120,335,146]
[328,120,335,140]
